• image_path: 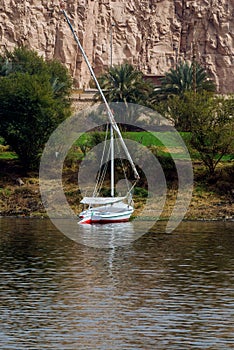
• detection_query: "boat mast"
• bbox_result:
[110,124,114,197]
[110,21,114,197]
[62,9,140,181]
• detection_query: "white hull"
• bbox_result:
[79,202,134,224]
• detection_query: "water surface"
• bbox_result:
[0,218,233,349]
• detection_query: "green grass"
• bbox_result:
[73,131,191,147]
[123,131,190,148]
[70,130,233,162]
[0,131,232,162]
[74,133,91,145]
[0,137,18,159]
[123,131,164,146]
[0,151,18,160]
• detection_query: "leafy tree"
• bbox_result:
[156,94,191,131]
[189,93,234,175]
[159,91,234,175]
[0,47,72,169]
[154,61,216,130]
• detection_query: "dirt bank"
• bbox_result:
[0,160,233,221]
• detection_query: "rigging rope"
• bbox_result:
[92,124,110,197]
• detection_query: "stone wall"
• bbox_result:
[0,0,233,93]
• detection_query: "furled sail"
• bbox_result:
[80,197,126,205]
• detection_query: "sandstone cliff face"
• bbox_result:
[0,0,233,93]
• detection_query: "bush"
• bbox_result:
[0,47,72,169]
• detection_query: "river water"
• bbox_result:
[0,218,233,349]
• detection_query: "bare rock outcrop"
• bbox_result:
[0,0,233,93]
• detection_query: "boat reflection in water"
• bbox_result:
[77,221,137,249]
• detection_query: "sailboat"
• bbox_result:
[62,9,140,224]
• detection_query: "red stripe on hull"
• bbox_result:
[79,218,92,224]
[79,218,130,225]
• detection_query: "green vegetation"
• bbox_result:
[0,47,72,169]
[156,91,234,174]
[0,53,233,219]
[1,53,232,176]
[0,151,18,160]
[188,93,234,175]
[96,62,155,124]
[97,62,154,105]
[154,61,216,98]
[70,130,191,162]
[0,138,18,160]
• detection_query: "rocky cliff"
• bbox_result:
[0,0,233,93]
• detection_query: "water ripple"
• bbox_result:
[0,218,233,349]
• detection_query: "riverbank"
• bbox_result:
[0,159,233,221]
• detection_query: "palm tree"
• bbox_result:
[95,63,155,125]
[97,62,154,106]
[153,61,216,131]
[156,61,216,98]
